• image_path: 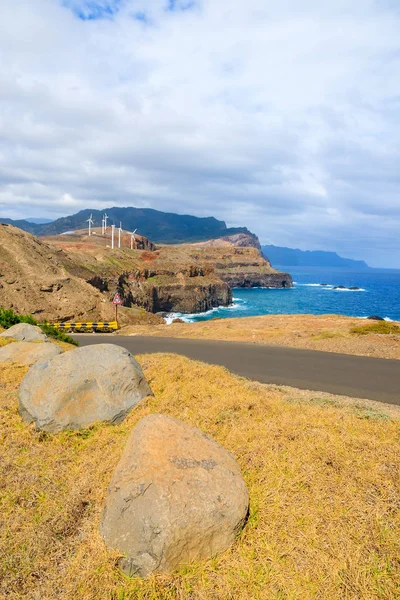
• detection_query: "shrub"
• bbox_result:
[350,321,400,336]
[0,307,78,346]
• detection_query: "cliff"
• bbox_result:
[45,229,233,315]
[180,234,293,289]
[48,229,292,313]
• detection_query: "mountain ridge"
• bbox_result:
[262,244,370,270]
[1,207,253,244]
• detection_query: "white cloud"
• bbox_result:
[0,0,399,265]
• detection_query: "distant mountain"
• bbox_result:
[1,207,252,244]
[0,218,40,234]
[26,218,54,224]
[262,245,370,270]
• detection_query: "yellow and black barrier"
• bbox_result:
[52,321,118,333]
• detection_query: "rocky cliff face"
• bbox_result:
[164,241,293,290]
[44,230,233,315]
[118,273,232,314]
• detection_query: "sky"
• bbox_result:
[1,1,400,267]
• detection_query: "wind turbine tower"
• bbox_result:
[118,222,123,248]
[111,223,115,249]
[103,213,108,234]
[86,214,94,236]
[130,229,137,250]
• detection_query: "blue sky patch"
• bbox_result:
[167,0,196,12]
[62,0,122,20]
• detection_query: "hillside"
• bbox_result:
[262,245,370,269]
[0,224,103,321]
[1,207,252,243]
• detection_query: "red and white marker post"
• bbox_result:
[112,292,123,326]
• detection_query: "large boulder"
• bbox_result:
[0,323,48,342]
[0,341,63,366]
[18,344,152,432]
[100,414,249,577]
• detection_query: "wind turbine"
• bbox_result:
[130,229,137,250]
[103,212,108,234]
[86,214,94,236]
[118,222,123,249]
[111,223,115,249]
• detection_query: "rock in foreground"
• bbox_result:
[0,323,48,342]
[100,414,249,577]
[18,344,152,432]
[0,341,63,366]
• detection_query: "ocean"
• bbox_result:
[166,266,400,323]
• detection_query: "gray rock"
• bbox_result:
[0,341,63,366]
[0,323,48,342]
[100,414,249,577]
[18,344,152,432]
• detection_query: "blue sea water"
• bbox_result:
[166,267,400,323]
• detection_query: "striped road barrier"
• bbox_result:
[52,321,118,333]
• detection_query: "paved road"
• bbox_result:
[76,335,400,406]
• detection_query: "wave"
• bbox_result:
[332,288,366,292]
[357,316,398,323]
[295,283,331,287]
[295,283,366,291]
[164,301,244,324]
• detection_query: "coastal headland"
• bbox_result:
[0,222,292,322]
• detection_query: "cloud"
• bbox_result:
[0,0,399,266]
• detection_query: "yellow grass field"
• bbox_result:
[1,352,400,599]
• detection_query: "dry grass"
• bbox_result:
[350,322,400,336]
[123,314,400,360]
[1,353,400,600]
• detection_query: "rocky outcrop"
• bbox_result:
[217,269,293,289]
[0,340,63,366]
[0,323,48,342]
[197,233,262,252]
[100,414,249,577]
[176,245,294,290]
[117,271,232,314]
[18,344,152,432]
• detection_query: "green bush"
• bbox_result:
[0,307,78,346]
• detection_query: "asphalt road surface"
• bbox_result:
[75,335,400,406]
